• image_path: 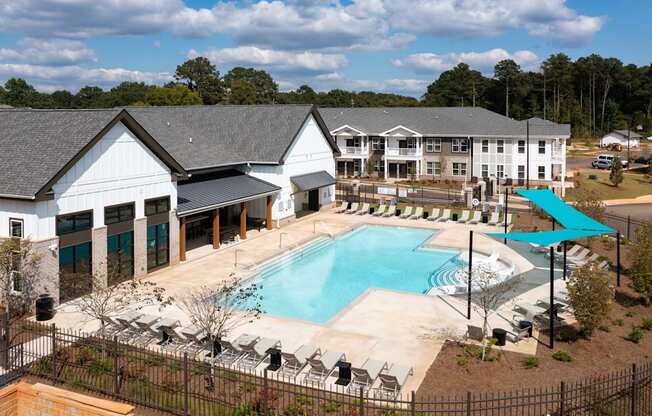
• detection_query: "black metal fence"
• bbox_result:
[336,181,465,207]
[2,320,652,415]
[602,213,648,242]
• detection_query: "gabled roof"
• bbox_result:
[0,108,186,199]
[611,130,642,139]
[320,107,570,138]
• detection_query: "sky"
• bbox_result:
[0,0,649,97]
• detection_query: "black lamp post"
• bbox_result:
[549,245,555,349]
[503,188,509,244]
[467,230,473,320]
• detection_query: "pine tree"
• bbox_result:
[609,156,624,187]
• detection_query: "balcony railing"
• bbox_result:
[385,147,419,157]
[341,146,365,155]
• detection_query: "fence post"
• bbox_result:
[359,386,364,416]
[51,323,56,380]
[112,336,119,395]
[19,342,24,374]
[263,369,269,416]
[626,215,631,241]
[0,311,8,369]
[466,391,472,416]
[183,352,189,416]
[631,363,637,416]
[410,391,416,416]
[559,381,565,416]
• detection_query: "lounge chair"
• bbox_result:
[505,213,514,225]
[382,205,396,217]
[565,248,590,264]
[507,327,531,343]
[487,212,500,225]
[213,334,258,367]
[535,297,570,313]
[237,337,281,372]
[569,253,599,268]
[334,201,348,213]
[438,209,451,222]
[349,359,388,393]
[161,328,189,353]
[597,260,610,271]
[356,203,370,215]
[466,325,484,342]
[373,364,413,400]
[304,350,345,385]
[513,302,547,321]
[409,207,423,220]
[280,344,320,379]
[372,204,386,216]
[400,206,413,219]
[457,210,470,223]
[178,325,209,358]
[345,202,359,214]
[468,211,481,224]
[426,208,440,221]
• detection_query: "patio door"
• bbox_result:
[308,189,319,211]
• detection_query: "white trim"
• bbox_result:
[329,124,366,136]
[379,125,422,137]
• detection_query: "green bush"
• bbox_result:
[552,351,573,362]
[612,319,624,327]
[641,319,652,331]
[588,174,598,180]
[88,358,113,376]
[625,311,635,318]
[626,327,644,344]
[523,356,539,369]
[456,355,469,367]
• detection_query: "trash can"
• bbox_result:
[519,320,533,337]
[267,348,282,371]
[492,328,507,346]
[481,214,489,224]
[369,206,375,215]
[452,212,458,221]
[35,294,55,321]
[335,361,351,386]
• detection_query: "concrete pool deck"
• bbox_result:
[49,208,569,394]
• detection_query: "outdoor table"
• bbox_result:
[519,320,533,337]
[492,328,507,346]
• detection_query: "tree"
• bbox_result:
[224,67,278,104]
[629,221,652,305]
[0,238,41,318]
[106,82,154,107]
[139,85,202,106]
[494,59,521,117]
[461,263,522,360]
[609,156,624,187]
[2,78,36,107]
[566,262,613,336]
[228,80,257,105]
[423,63,489,107]
[74,86,106,108]
[572,188,606,222]
[178,275,262,361]
[174,57,225,104]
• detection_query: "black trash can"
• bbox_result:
[519,320,533,337]
[452,212,458,221]
[335,361,351,386]
[492,328,507,346]
[35,294,55,321]
[481,214,489,224]
[267,348,282,371]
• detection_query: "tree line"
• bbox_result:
[1,54,651,137]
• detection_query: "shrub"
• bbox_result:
[626,327,644,344]
[641,319,652,331]
[88,358,113,376]
[523,356,539,369]
[456,355,469,368]
[567,263,614,336]
[552,351,573,362]
[612,319,624,327]
[588,174,598,180]
[609,157,624,187]
[598,325,611,333]
[629,221,652,305]
[626,311,635,318]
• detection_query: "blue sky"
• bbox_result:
[0,1,649,96]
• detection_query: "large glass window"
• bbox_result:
[107,231,134,284]
[518,165,525,179]
[538,166,546,179]
[145,197,170,217]
[497,165,505,178]
[59,242,92,302]
[481,164,489,178]
[56,211,92,235]
[147,223,169,270]
[370,137,384,151]
[425,138,441,152]
[452,139,468,153]
[105,203,134,225]
[452,162,467,176]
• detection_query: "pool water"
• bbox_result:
[250,226,460,324]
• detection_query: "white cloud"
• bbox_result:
[384,79,429,93]
[393,48,540,74]
[189,46,348,74]
[0,38,98,66]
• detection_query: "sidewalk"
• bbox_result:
[603,195,652,206]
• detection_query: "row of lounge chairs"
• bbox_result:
[335,201,513,226]
[532,243,610,271]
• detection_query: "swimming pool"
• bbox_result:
[250,225,462,324]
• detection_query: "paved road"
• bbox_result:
[605,204,652,221]
[567,155,648,171]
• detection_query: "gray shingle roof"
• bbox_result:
[177,173,280,216]
[291,171,336,192]
[0,108,123,198]
[320,107,570,137]
[612,130,642,139]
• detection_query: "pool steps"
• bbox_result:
[257,237,334,278]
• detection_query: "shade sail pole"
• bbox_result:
[549,245,555,349]
[562,241,567,281]
[616,232,621,287]
[503,188,509,244]
[467,230,473,320]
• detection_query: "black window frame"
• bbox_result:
[9,218,24,238]
[538,140,546,154]
[481,164,489,178]
[481,139,489,153]
[518,140,526,154]
[145,196,170,217]
[105,202,135,225]
[518,165,525,179]
[56,210,93,236]
[538,166,546,179]
[497,139,504,154]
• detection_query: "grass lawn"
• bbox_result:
[567,169,652,201]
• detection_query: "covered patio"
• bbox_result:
[176,172,280,261]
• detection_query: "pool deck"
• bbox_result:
[49,208,569,395]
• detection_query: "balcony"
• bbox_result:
[385,147,420,157]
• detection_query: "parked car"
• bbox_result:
[635,154,651,165]
[591,154,628,169]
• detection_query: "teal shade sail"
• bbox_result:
[488,229,607,246]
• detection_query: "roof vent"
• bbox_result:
[166,121,170,127]
[188,137,193,143]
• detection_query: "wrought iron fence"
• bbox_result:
[602,213,648,242]
[1,320,652,415]
[336,181,465,207]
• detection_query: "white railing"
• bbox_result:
[385,147,419,157]
[342,146,365,155]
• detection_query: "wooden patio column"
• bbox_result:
[266,195,273,230]
[179,217,187,262]
[240,202,247,240]
[212,209,220,249]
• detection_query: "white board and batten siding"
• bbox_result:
[0,122,177,241]
[248,114,336,220]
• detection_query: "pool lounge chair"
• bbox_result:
[487,212,500,225]
[373,364,413,400]
[161,328,189,353]
[597,260,610,271]
[178,325,209,358]
[304,350,345,385]
[457,210,470,223]
[426,208,440,221]
[372,204,386,216]
[237,337,282,372]
[513,302,547,321]
[564,248,590,264]
[437,209,451,222]
[568,253,599,268]
[356,203,370,215]
[213,334,258,367]
[281,344,320,379]
[409,207,423,220]
[507,327,531,343]
[334,201,348,213]
[382,205,396,217]
[345,202,359,214]
[505,213,514,225]
[400,206,413,219]
[468,211,481,224]
[348,359,388,393]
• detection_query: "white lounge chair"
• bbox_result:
[373,364,413,400]
[237,337,281,372]
[597,260,610,271]
[304,350,345,385]
[409,207,423,220]
[382,205,396,217]
[334,201,348,213]
[487,212,500,225]
[513,302,547,321]
[468,211,481,224]
[569,253,600,268]
[505,213,514,225]
[372,204,386,216]
[281,344,320,379]
[213,334,258,367]
[457,210,470,223]
[565,248,590,264]
[426,208,440,221]
[438,209,451,222]
[356,203,370,215]
[345,202,359,214]
[349,359,388,393]
[400,206,413,219]
[178,325,209,358]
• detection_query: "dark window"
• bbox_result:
[538,166,546,179]
[518,165,525,179]
[107,231,134,284]
[497,140,504,153]
[145,197,170,217]
[147,223,169,270]
[481,140,489,153]
[538,140,546,154]
[59,242,93,302]
[518,140,525,153]
[105,203,135,225]
[9,218,23,238]
[56,211,92,235]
